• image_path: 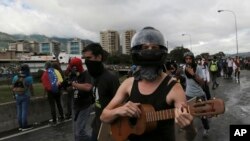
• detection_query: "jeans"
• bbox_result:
[74,105,93,141]
[16,94,30,128]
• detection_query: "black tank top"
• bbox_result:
[128,75,176,141]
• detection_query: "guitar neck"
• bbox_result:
[145,108,176,122]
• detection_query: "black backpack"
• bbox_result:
[13,76,27,95]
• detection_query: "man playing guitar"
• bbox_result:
[100,27,197,141]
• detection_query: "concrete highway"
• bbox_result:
[0,70,250,141]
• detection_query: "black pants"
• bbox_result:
[211,71,218,89]
[203,81,211,100]
[47,91,64,122]
[66,90,73,117]
[186,95,210,130]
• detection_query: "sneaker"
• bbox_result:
[21,126,33,131]
[18,128,22,131]
[203,129,209,137]
[50,122,57,127]
[65,114,72,120]
[58,117,65,123]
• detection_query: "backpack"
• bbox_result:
[13,76,27,95]
[41,68,59,93]
[210,61,218,72]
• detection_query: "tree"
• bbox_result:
[200,53,210,60]
[105,54,132,65]
[169,46,190,64]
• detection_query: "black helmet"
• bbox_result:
[131,27,168,66]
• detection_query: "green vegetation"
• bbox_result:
[0,83,45,104]
[0,75,127,104]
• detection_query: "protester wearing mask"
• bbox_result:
[164,61,186,90]
[67,57,93,141]
[82,43,120,141]
[100,27,196,141]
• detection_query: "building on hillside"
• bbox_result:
[40,40,60,55]
[67,38,87,55]
[8,40,32,52]
[122,30,136,55]
[0,50,16,59]
[100,30,120,55]
[29,41,40,54]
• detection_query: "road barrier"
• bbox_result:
[0,95,69,133]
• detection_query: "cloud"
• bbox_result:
[0,0,249,55]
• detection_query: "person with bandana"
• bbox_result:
[183,52,210,137]
[100,27,196,141]
[66,57,94,141]
[164,60,186,90]
[82,43,120,141]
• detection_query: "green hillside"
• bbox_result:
[0,32,16,49]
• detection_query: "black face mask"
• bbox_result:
[85,59,104,78]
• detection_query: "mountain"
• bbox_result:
[0,32,94,51]
[226,52,250,57]
[12,34,49,42]
[0,32,16,49]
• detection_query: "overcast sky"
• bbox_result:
[0,0,249,55]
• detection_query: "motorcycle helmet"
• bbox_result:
[131,27,168,66]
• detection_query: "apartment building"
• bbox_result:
[8,40,32,52]
[122,30,136,55]
[100,30,120,55]
[67,38,87,55]
[40,40,60,55]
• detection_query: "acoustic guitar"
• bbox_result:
[106,98,225,141]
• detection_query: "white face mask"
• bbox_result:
[197,60,201,64]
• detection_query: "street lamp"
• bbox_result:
[218,9,239,56]
[182,33,192,51]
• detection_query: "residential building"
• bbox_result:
[100,30,120,55]
[8,40,32,52]
[122,30,136,55]
[29,41,40,54]
[67,38,87,55]
[40,40,60,55]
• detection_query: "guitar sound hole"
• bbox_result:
[129,117,137,126]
